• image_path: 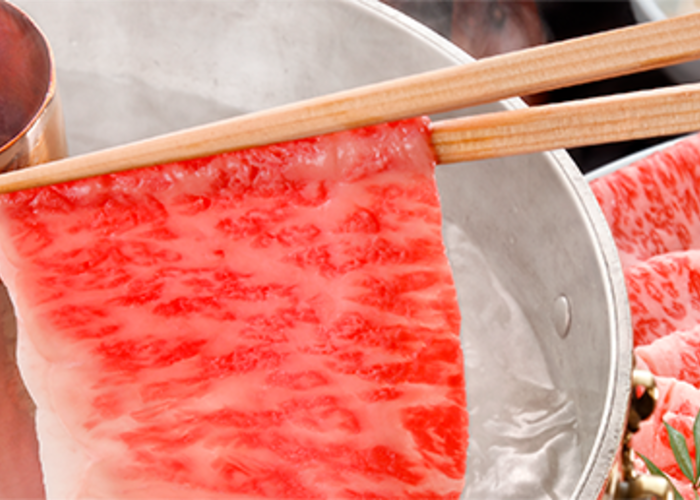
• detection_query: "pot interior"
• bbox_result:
[5,1,632,498]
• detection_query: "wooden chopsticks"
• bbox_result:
[1,12,700,193]
[433,82,700,164]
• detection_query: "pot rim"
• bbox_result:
[356,1,633,496]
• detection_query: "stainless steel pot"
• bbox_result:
[3,1,633,497]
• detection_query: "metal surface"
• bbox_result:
[605,370,672,500]
[0,1,66,171]
[3,1,632,497]
[0,2,65,497]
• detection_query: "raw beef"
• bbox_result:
[0,118,467,499]
[590,134,700,270]
[590,133,700,498]
[623,250,700,347]
[631,375,700,497]
[635,326,700,388]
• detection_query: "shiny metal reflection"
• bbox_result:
[0,1,67,171]
[0,2,66,498]
[0,0,634,497]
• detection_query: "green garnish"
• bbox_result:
[639,411,700,500]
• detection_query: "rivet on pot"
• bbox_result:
[552,294,572,338]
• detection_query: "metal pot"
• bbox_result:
[0,1,65,172]
[3,1,632,497]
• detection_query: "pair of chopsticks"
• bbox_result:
[3,12,700,193]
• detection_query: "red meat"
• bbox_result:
[591,133,700,498]
[0,118,467,499]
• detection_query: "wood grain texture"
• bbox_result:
[1,12,700,193]
[432,83,700,163]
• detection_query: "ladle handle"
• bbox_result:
[432,83,700,164]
